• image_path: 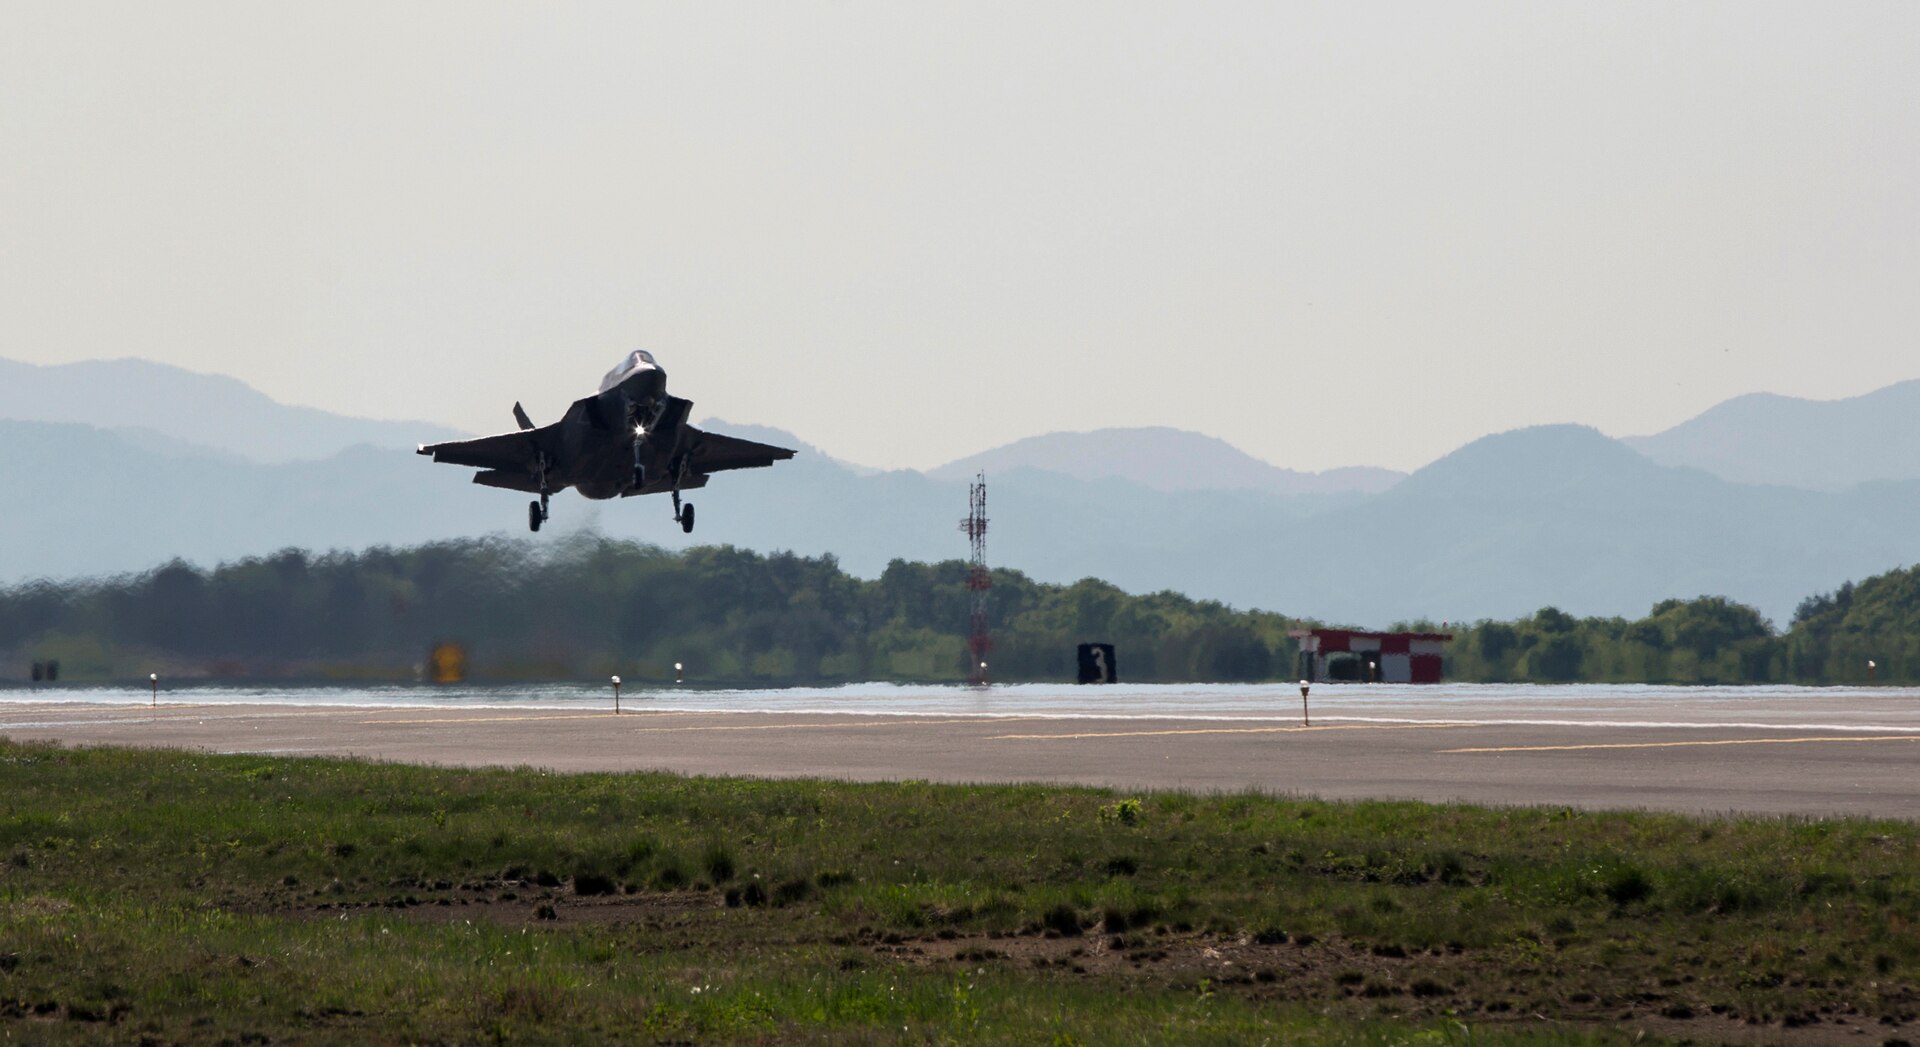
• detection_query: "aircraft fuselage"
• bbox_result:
[539,353,698,501]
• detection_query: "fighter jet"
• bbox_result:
[418,350,795,533]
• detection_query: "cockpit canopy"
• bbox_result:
[599,349,661,394]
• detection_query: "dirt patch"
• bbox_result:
[903,927,1907,1047]
[2,896,75,918]
[237,884,1913,1046]
[253,875,723,928]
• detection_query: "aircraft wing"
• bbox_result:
[417,394,602,474]
[683,425,797,474]
[416,409,578,498]
[418,427,550,471]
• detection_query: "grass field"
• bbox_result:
[1,738,1917,1044]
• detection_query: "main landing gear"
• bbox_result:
[672,490,695,534]
[635,456,695,534]
[669,453,695,534]
[528,453,552,533]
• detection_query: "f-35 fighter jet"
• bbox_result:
[418,350,795,533]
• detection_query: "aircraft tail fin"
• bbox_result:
[512,402,535,431]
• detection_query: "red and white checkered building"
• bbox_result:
[1288,628,1452,684]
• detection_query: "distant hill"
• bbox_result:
[0,420,509,581]
[914,425,1920,626]
[1285,425,1920,624]
[927,427,1403,495]
[0,357,466,463]
[1624,379,1920,491]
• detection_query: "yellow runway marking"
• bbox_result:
[1446,735,1920,754]
[991,722,1475,741]
[363,713,615,725]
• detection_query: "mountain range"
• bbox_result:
[927,427,1403,495]
[1622,380,1920,491]
[5,355,1920,627]
[0,357,466,463]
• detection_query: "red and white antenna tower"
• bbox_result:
[960,471,991,685]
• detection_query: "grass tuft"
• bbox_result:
[1042,905,1082,937]
[702,842,737,884]
[571,868,617,896]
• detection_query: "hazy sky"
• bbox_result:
[3,3,1915,472]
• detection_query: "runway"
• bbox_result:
[4,683,1919,818]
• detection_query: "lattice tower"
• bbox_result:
[960,472,991,685]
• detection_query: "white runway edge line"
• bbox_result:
[8,706,1920,737]
[1313,715,1920,734]
[10,681,1920,731]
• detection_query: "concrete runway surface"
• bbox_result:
[4,683,1919,818]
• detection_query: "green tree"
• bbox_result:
[1525,635,1583,681]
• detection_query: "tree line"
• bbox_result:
[3,534,1916,685]
[1420,581,1911,686]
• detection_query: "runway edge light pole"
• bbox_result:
[1299,680,1310,726]
[611,675,621,714]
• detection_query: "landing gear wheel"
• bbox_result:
[679,502,695,534]
[528,500,543,533]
